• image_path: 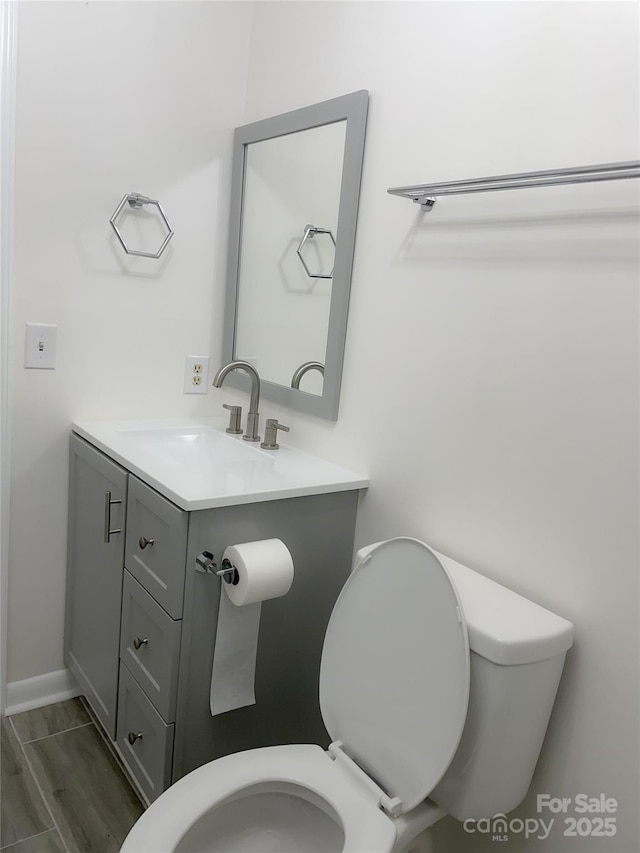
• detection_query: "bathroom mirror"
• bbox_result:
[222,90,369,419]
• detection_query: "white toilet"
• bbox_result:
[120,537,574,853]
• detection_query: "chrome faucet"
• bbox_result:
[290,361,325,389]
[212,360,261,442]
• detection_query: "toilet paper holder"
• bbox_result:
[196,551,239,585]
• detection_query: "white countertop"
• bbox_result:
[72,418,369,511]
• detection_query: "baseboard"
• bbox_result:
[4,668,81,716]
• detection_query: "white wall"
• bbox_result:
[243,3,639,851]
[6,2,639,850]
[7,1,252,682]
[1,0,18,713]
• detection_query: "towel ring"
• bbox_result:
[296,224,336,279]
[110,192,174,259]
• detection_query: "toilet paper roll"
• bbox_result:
[222,539,294,606]
[210,539,294,716]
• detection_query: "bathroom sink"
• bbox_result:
[72,418,368,510]
[115,424,263,466]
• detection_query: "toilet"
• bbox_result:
[120,537,574,853]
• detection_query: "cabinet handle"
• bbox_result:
[133,636,148,650]
[127,731,143,745]
[139,536,154,550]
[103,491,122,544]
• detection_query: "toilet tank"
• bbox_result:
[429,550,574,821]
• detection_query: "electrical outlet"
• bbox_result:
[183,355,209,394]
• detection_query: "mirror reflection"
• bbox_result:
[223,90,369,420]
[234,122,347,396]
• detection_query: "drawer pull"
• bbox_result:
[103,491,122,544]
[127,731,143,745]
[133,636,149,650]
[139,536,155,550]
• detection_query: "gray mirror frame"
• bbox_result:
[222,90,369,420]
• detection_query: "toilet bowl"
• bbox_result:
[121,537,574,853]
[121,744,399,852]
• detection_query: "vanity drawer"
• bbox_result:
[125,476,188,618]
[117,662,174,805]
[120,571,182,722]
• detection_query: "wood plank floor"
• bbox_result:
[1,699,143,852]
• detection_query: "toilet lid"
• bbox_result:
[319,537,470,814]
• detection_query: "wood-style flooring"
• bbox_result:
[1,698,143,852]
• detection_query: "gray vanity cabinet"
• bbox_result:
[173,488,359,781]
[66,433,361,805]
[65,435,127,740]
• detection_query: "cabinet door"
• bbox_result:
[65,434,127,740]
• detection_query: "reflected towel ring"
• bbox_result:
[109,192,174,259]
[296,224,336,279]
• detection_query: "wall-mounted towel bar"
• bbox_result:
[387,161,640,209]
[110,192,174,258]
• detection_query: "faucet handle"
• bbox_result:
[222,403,242,434]
[261,419,290,450]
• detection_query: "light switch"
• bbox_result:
[24,323,57,369]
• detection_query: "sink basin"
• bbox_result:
[72,418,369,510]
[115,424,265,466]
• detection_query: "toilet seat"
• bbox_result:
[121,744,397,853]
[320,537,470,812]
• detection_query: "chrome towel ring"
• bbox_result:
[110,192,174,259]
[296,224,336,279]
